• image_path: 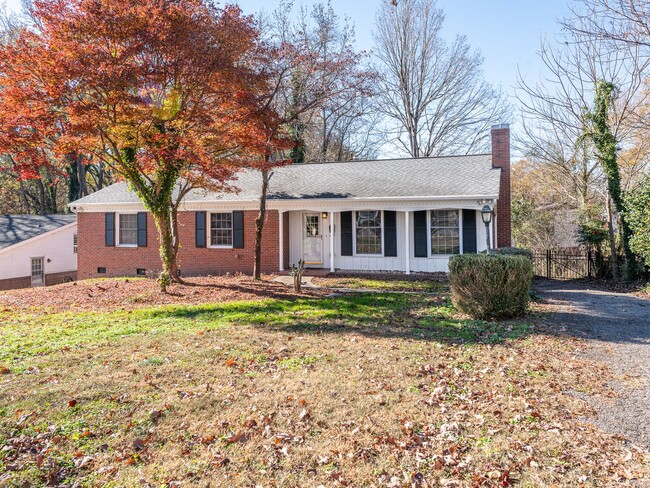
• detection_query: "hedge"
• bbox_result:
[448,254,534,320]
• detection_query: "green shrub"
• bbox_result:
[494,246,532,259]
[448,254,534,320]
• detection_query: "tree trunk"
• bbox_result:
[151,208,182,292]
[253,167,271,280]
[169,202,184,283]
[36,178,47,215]
[606,193,619,281]
[77,154,88,197]
[18,179,31,214]
[97,161,105,190]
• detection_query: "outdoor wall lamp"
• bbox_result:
[481,205,492,254]
[321,212,328,219]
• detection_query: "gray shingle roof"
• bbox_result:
[70,154,501,206]
[0,214,76,250]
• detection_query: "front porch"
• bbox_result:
[274,203,495,275]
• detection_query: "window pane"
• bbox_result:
[119,214,138,245]
[210,213,233,246]
[356,211,382,254]
[305,215,319,237]
[430,210,460,255]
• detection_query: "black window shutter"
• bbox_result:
[105,212,115,247]
[340,211,353,256]
[462,209,477,253]
[233,211,244,249]
[195,211,206,248]
[384,210,397,257]
[413,210,428,257]
[137,212,147,247]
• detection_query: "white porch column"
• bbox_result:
[329,211,335,272]
[404,210,411,275]
[279,211,285,271]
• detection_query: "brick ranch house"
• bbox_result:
[70,125,512,279]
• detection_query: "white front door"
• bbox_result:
[31,257,44,287]
[302,213,323,266]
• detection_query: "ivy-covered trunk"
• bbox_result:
[584,80,636,280]
[150,206,181,292]
[123,147,182,292]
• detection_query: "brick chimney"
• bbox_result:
[491,124,511,248]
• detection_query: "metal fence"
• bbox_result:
[531,248,606,280]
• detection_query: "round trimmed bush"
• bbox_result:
[448,254,534,320]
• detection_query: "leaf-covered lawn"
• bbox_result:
[313,275,446,292]
[0,284,647,487]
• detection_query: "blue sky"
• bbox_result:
[235,0,576,99]
[2,0,575,107]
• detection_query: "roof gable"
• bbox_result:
[0,214,77,250]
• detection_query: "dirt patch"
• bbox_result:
[0,275,327,313]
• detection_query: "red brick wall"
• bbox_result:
[77,210,281,280]
[491,125,512,248]
[0,271,76,291]
[0,276,31,291]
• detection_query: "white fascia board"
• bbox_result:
[0,222,77,257]
[69,194,499,213]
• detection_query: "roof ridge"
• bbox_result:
[291,153,492,167]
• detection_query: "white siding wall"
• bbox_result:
[0,224,77,280]
[288,208,490,274]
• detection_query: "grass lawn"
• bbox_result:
[0,278,647,487]
[313,274,446,292]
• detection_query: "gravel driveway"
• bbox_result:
[536,280,650,450]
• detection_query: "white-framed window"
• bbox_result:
[355,210,383,255]
[118,213,138,247]
[73,234,78,254]
[210,212,233,247]
[430,209,460,255]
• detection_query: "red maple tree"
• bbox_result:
[0,0,279,290]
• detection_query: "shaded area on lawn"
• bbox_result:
[1,281,648,487]
[0,293,535,363]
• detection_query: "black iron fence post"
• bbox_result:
[587,250,593,279]
[546,249,551,278]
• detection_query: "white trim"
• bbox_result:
[353,210,384,257]
[70,195,499,213]
[427,209,462,258]
[279,211,284,271]
[30,256,45,287]
[207,211,234,249]
[0,222,77,257]
[116,213,138,248]
[404,210,410,275]
[301,212,324,266]
[329,211,335,272]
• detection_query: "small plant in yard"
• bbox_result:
[290,259,306,292]
[448,254,534,320]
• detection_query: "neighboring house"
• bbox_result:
[70,125,511,279]
[0,214,77,290]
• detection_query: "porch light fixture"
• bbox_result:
[481,205,492,254]
[322,212,328,219]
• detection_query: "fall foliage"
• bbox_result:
[0,0,283,290]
